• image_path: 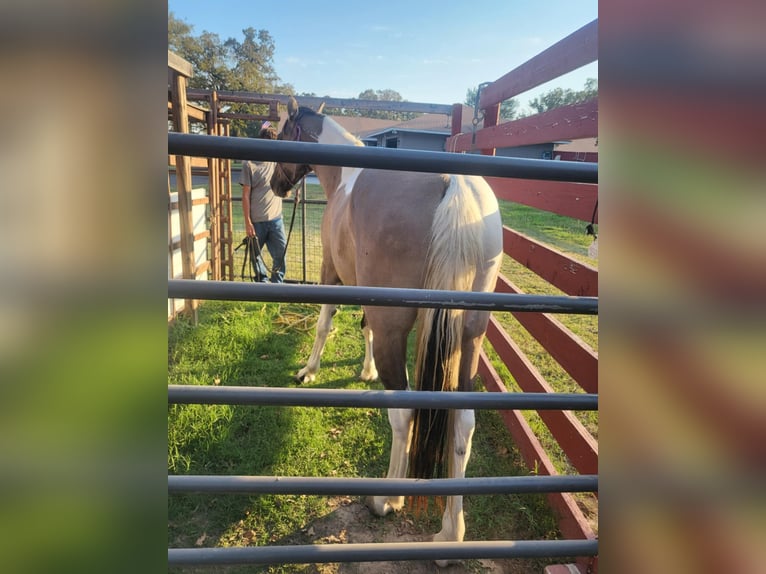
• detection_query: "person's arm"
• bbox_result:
[239,163,256,238]
[241,184,255,238]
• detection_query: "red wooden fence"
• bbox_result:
[449,19,599,574]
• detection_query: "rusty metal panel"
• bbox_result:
[495,274,598,394]
[487,177,598,223]
[478,351,596,542]
[485,316,598,475]
[503,227,598,296]
[478,99,598,151]
[447,99,598,153]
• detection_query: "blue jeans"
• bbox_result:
[253,217,287,283]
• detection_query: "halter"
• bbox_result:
[275,161,306,190]
[289,108,319,143]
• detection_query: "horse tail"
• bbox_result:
[408,175,485,483]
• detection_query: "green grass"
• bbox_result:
[168,197,598,572]
[168,301,564,573]
[168,303,385,547]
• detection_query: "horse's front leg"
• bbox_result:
[295,303,336,383]
[433,408,475,567]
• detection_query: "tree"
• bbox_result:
[168,13,289,136]
[527,78,598,115]
[464,87,519,121]
[225,27,278,92]
[168,12,193,53]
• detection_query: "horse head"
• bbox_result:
[270,160,311,198]
[268,96,319,197]
[280,96,325,143]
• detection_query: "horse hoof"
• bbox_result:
[364,496,391,517]
[295,371,315,384]
[360,368,378,382]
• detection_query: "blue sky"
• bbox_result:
[168,1,597,112]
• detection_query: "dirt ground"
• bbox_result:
[286,497,541,574]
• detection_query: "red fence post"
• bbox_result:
[480,103,500,156]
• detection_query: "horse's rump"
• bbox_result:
[347,170,450,289]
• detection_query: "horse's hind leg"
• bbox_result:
[363,309,414,516]
[433,409,475,566]
[433,311,489,566]
[360,313,378,381]
[295,304,336,383]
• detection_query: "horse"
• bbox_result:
[271,96,503,563]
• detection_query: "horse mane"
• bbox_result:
[313,111,365,147]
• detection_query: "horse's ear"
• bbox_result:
[316,102,325,114]
[287,96,299,119]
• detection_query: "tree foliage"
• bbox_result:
[527,78,598,115]
[168,12,293,136]
[464,78,597,122]
[169,13,420,130]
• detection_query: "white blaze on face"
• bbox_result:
[317,116,364,195]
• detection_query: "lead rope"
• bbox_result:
[235,235,265,282]
[282,182,301,270]
[586,200,598,238]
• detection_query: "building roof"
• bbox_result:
[357,105,478,140]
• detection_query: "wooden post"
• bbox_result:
[221,122,234,280]
[450,103,463,137]
[207,91,221,280]
[169,58,198,321]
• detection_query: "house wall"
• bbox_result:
[398,132,447,152]
[556,151,598,162]
[168,188,209,318]
[495,143,555,160]
[365,133,556,159]
[368,132,447,151]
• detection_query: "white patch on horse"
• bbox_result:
[338,167,362,195]
[318,117,364,195]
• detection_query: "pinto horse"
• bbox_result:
[271,96,502,560]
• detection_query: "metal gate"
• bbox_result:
[168,133,598,568]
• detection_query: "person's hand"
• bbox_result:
[245,221,255,238]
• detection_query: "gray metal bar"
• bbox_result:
[168,539,598,565]
[300,178,307,284]
[186,89,455,115]
[168,474,598,495]
[167,279,598,315]
[168,133,598,183]
[167,385,598,410]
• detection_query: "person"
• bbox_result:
[239,123,287,283]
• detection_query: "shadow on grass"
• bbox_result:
[168,301,307,551]
[168,299,394,561]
